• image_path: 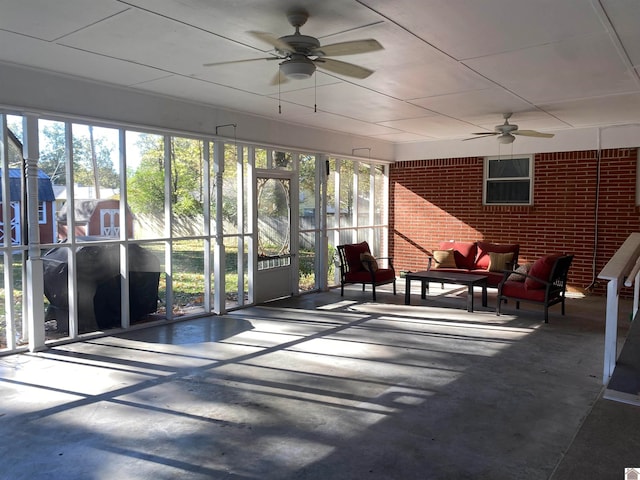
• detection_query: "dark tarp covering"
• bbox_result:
[43,241,160,333]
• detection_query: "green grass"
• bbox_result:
[1,242,324,346]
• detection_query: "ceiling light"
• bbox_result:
[497,133,515,144]
[280,57,316,79]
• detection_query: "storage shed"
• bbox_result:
[0,168,56,244]
[56,198,134,240]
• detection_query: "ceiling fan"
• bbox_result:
[463,113,555,144]
[203,8,383,84]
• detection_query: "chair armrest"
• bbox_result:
[374,256,394,269]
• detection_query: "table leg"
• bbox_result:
[405,277,411,305]
[421,281,428,299]
[467,284,474,312]
[482,282,487,307]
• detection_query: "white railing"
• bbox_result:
[597,232,640,385]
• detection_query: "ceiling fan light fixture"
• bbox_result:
[497,133,515,144]
[280,57,316,79]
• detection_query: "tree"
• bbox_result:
[37,122,120,189]
[127,134,205,217]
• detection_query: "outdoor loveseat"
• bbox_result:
[427,240,520,288]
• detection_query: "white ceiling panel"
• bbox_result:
[134,75,307,118]
[378,115,475,138]
[464,32,639,104]
[57,8,248,75]
[372,131,430,143]
[124,0,384,51]
[0,0,639,149]
[281,110,402,137]
[541,93,640,128]
[0,31,167,87]
[601,0,640,68]
[276,83,431,123]
[365,58,494,101]
[0,0,127,41]
[409,88,534,122]
[360,0,605,60]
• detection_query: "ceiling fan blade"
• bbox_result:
[314,58,373,79]
[313,39,383,57]
[269,69,289,86]
[462,134,496,141]
[249,31,294,53]
[469,132,498,136]
[203,57,278,67]
[513,130,555,138]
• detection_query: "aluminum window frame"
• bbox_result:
[483,155,533,205]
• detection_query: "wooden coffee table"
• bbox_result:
[404,270,488,312]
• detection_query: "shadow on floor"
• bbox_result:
[0,283,638,479]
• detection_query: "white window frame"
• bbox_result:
[38,201,46,224]
[483,155,533,205]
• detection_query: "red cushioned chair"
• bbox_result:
[496,254,573,323]
[336,241,396,301]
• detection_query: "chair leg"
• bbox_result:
[496,296,502,316]
[372,284,377,301]
[544,306,549,323]
[392,279,396,295]
[341,283,344,297]
[362,284,365,292]
[561,298,566,315]
[516,301,520,310]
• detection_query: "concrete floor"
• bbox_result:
[1,283,639,479]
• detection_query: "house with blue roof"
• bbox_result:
[0,168,56,245]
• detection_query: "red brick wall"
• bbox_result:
[389,148,639,294]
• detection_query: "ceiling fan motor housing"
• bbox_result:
[496,123,518,133]
[278,34,320,55]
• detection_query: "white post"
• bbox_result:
[318,153,329,291]
[1,116,17,350]
[213,141,226,314]
[64,123,78,338]
[23,114,46,352]
[236,143,245,306]
[202,140,212,312]
[634,271,640,320]
[603,279,620,384]
[163,136,173,320]
[119,129,130,329]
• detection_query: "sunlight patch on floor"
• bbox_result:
[317,300,359,310]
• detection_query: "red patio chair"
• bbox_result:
[336,241,396,301]
[496,254,573,323]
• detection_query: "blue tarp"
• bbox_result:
[0,168,55,202]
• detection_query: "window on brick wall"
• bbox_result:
[484,156,532,205]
